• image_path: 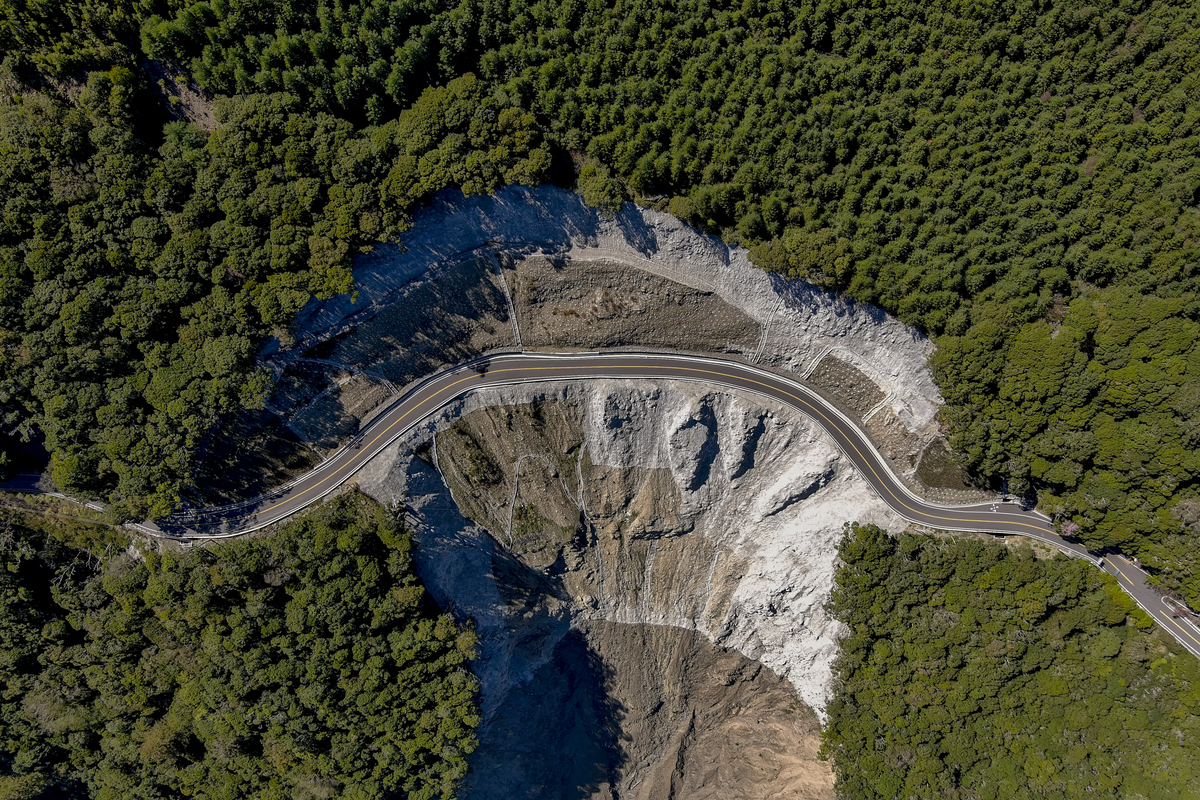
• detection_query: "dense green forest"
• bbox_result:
[3,4,1200,797]
[0,491,479,799]
[1,0,1198,597]
[822,523,1200,799]
[0,58,548,518]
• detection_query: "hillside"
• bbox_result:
[824,524,1200,798]
[1,1,1199,796]
[1,0,1197,599]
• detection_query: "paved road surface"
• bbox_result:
[3,352,1197,657]
[1102,554,1200,658]
[160,353,1069,538]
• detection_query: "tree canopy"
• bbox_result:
[823,523,1200,799]
[2,4,1200,795]
[0,59,547,518]
[0,0,1198,596]
[0,490,479,800]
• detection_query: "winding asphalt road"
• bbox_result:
[5,352,1198,657]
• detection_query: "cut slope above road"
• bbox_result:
[162,354,1050,539]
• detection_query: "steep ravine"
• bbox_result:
[287,186,968,797]
[353,380,910,799]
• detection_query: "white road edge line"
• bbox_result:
[161,353,1083,560]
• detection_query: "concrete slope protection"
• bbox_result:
[10,351,1194,659]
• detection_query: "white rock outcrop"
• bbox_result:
[281,185,961,797]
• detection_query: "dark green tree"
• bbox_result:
[0,491,479,800]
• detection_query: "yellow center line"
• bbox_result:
[1106,558,1200,653]
[222,381,466,522]
[1164,617,1200,652]
[204,360,1057,537]
[1166,616,1200,651]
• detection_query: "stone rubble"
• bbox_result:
[354,380,907,719]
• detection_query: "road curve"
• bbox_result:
[37,351,1200,658]
[161,353,1071,540]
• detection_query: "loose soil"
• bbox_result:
[308,254,515,386]
[586,621,834,800]
[430,389,852,799]
[289,374,392,453]
[460,619,834,800]
[805,355,886,418]
[436,399,584,560]
[862,406,925,476]
[511,255,760,354]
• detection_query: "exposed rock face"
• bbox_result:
[288,185,942,438]
[582,621,833,800]
[306,254,517,388]
[427,380,906,713]
[354,379,907,799]
[214,185,987,511]
[507,253,761,355]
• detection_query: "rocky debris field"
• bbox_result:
[288,374,392,453]
[290,184,943,435]
[306,254,516,386]
[200,186,957,506]
[579,621,833,800]
[805,355,885,418]
[187,186,992,797]
[509,254,760,355]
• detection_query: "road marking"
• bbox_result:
[74,352,1200,657]
[1172,609,1200,641]
[612,363,1062,537]
[193,358,1062,541]
[1162,598,1200,639]
[1107,558,1200,655]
